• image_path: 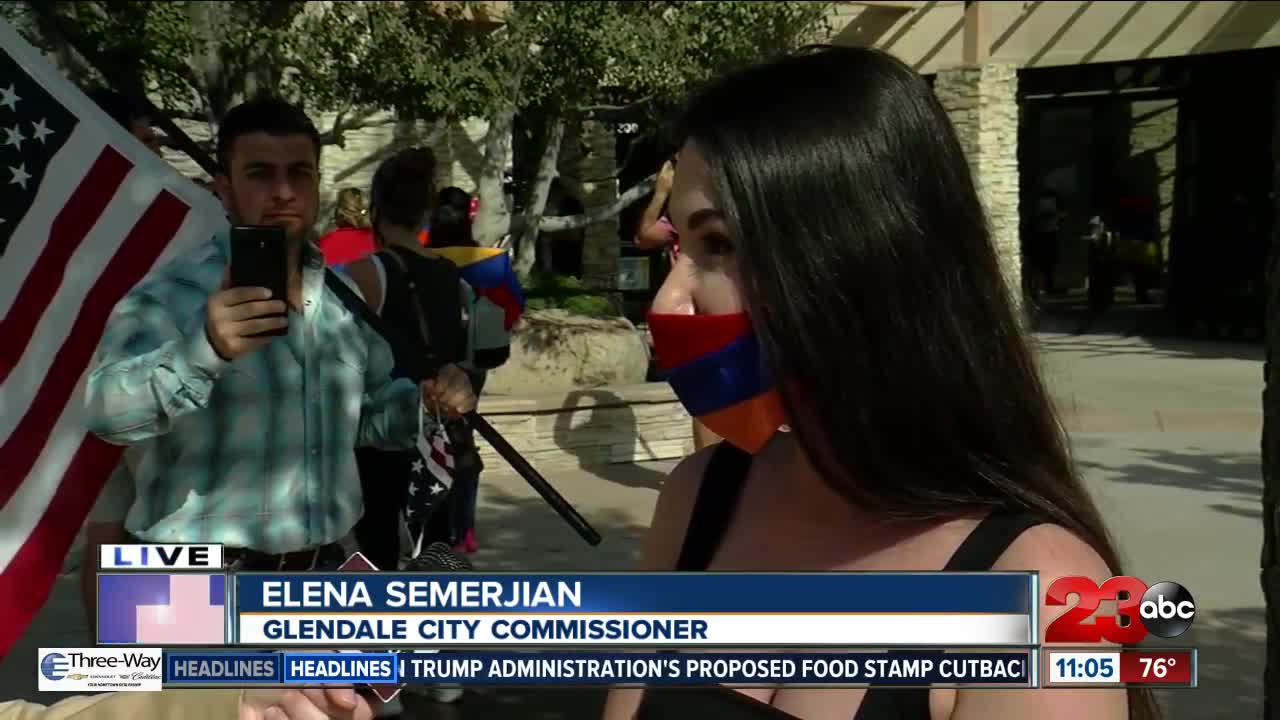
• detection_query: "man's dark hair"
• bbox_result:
[86,88,148,130]
[215,95,321,173]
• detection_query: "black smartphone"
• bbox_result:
[229,225,288,337]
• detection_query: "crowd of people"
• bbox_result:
[14,43,1158,720]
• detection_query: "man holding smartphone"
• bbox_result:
[84,96,475,571]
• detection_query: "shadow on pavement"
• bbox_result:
[472,483,649,572]
[1151,606,1265,720]
[553,390,668,491]
[1034,333,1265,363]
[1077,446,1261,518]
[1030,297,1263,362]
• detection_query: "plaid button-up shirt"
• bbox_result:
[85,233,420,553]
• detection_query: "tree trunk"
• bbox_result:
[472,106,516,247]
[1264,85,1280,720]
[513,117,566,280]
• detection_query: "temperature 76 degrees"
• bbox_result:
[1119,651,1194,684]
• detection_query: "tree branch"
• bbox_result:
[317,110,394,146]
[577,97,653,120]
[158,107,212,123]
[24,1,219,176]
[538,175,655,233]
[578,128,657,183]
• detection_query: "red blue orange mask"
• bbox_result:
[647,311,787,454]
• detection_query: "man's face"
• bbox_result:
[214,132,319,243]
[128,117,163,156]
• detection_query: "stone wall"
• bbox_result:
[484,309,650,395]
[163,112,492,231]
[558,119,620,291]
[1125,99,1178,259]
[934,63,1022,311]
[475,383,694,472]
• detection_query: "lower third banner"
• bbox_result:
[162,650,1032,687]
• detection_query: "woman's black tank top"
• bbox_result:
[673,443,1045,720]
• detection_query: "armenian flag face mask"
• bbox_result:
[647,311,787,454]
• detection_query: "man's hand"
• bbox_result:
[206,271,288,361]
[421,364,477,417]
[240,687,380,720]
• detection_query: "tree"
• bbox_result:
[324,0,833,278]
[10,1,393,159]
[11,0,831,282]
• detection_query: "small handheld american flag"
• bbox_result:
[406,404,455,556]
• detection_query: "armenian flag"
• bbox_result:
[432,246,526,331]
[647,312,786,453]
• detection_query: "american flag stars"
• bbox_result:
[0,75,59,233]
[8,162,29,189]
[3,123,24,150]
[0,83,17,111]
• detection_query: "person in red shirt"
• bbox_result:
[318,187,376,266]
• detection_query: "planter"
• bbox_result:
[484,309,650,395]
[475,383,694,471]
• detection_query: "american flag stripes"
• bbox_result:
[0,21,228,657]
[408,407,456,555]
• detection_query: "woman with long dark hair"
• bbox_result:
[428,186,479,248]
[605,46,1156,720]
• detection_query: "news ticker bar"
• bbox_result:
[1045,648,1197,688]
[162,650,1034,687]
[97,569,1039,647]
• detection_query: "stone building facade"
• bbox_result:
[934,63,1022,312]
[1125,99,1179,257]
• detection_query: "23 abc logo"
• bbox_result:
[1044,576,1196,643]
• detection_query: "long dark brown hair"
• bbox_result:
[677,45,1157,719]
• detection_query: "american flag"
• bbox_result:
[0,21,227,656]
[407,408,455,555]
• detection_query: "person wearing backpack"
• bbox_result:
[341,148,516,707]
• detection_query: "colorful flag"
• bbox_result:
[0,21,228,657]
[647,312,787,454]
[431,246,526,331]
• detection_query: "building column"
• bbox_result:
[1261,76,1280,720]
[934,62,1023,313]
[1125,99,1178,261]
[559,119,620,291]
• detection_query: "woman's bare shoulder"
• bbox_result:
[952,524,1126,719]
[636,446,719,571]
[344,256,383,311]
[992,523,1113,582]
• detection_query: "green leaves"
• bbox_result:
[312,0,831,125]
[15,0,830,143]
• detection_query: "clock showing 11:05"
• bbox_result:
[1047,651,1119,684]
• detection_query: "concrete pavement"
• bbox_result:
[0,332,1266,719]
